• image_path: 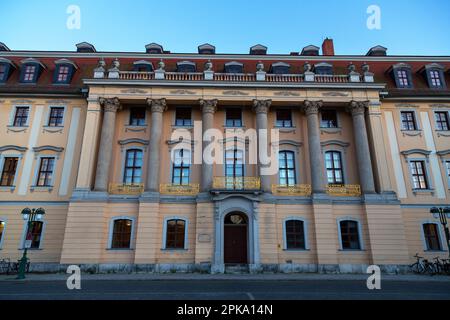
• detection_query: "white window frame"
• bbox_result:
[0,218,6,249]
[9,105,31,127]
[406,157,433,192]
[162,216,189,250]
[278,150,298,186]
[32,155,58,189]
[107,216,136,250]
[337,217,364,251]
[170,148,192,185]
[322,145,349,185]
[420,220,446,252]
[434,110,450,131]
[282,217,309,251]
[399,109,421,131]
[19,217,46,250]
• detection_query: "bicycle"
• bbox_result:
[0,259,11,274]
[410,254,427,274]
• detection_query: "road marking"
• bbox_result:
[246,292,255,300]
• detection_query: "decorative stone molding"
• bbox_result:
[303,100,323,115]
[99,97,121,113]
[118,139,149,146]
[125,126,147,133]
[321,140,350,148]
[430,104,450,109]
[0,145,27,153]
[320,128,342,135]
[400,149,432,163]
[253,99,272,114]
[199,99,218,114]
[273,91,300,97]
[437,131,450,137]
[347,100,369,116]
[395,103,419,109]
[147,98,167,113]
[401,130,422,137]
[33,146,64,159]
[222,90,249,96]
[42,126,64,134]
[6,126,28,133]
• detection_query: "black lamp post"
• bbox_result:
[17,208,45,280]
[430,207,450,258]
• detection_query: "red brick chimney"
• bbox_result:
[322,38,335,56]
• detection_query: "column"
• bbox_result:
[253,99,272,193]
[303,100,325,194]
[94,97,121,192]
[146,98,167,192]
[199,99,218,192]
[347,100,376,194]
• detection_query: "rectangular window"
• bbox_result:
[276,110,292,128]
[56,66,70,83]
[37,157,55,187]
[166,219,186,249]
[435,112,449,131]
[225,149,244,190]
[23,65,36,82]
[429,70,442,88]
[175,108,192,126]
[0,157,18,187]
[285,220,305,250]
[123,150,143,184]
[13,107,29,127]
[397,70,410,88]
[172,149,190,185]
[279,151,296,186]
[48,107,65,127]
[446,161,450,185]
[400,111,417,131]
[226,109,242,127]
[0,64,7,81]
[325,151,344,185]
[25,221,43,249]
[321,110,338,128]
[423,224,441,251]
[129,108,146,126]
[340,220,361,250]
[111,219,132,249]
[409,160,429,190]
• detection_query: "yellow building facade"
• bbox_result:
[0,41,449,273]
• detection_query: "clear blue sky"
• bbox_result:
[1,0,449,55]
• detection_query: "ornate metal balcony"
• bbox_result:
[213,177,261,191]
[272,184,312,196]
[160,184,200,196]
[326,184,361,197]
[108,183,144,195]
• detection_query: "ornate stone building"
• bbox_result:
[0,39,449,273]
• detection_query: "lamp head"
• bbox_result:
[430,207,440,214]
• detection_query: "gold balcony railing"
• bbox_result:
[213,177,261,191]
[326,184,361,197]
[109,183,144,195]
[272,184,312,196]
[160,184,200,196]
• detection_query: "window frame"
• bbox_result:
[129,107,147,127]
[20,63,41,84]
[283,217,309,251]
[123,148,144,185]
[34,156,57,188]
[275,109,293,128]
[278,150,297,187]
[20,218,46,250]
[46,106,66,127]
[446,160,450,188]
[424,66,446,89]
[11,106,31,127]
[162,217,188,250]
[325,150,345,185]
[392,64,413,89]
[0,62,12,83]
[171,149,191,186]
[0,218,6,249]
[420,221,445,252]
[174,107,193,127]
[434,111,450,131]
[107,216,136,250]
[408,159,430,191]
[0,156,19,187]
[225,108,243,128]
[337,218,364,251]
[400,110,419,131]
[320,109,339,129]
[53,64,75,84]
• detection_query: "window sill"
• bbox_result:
[7,126,28,133]
[43,126,64,133]
[436,131,450,137]
[0,186,15,192]
[401,130,422,137]
[161,248,188,252]
[412,189,435,196]
[30,186,53,193]
[276,127,296,133]
[320,127,342,135]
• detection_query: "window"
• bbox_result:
[435,112,449,131]
[409,160,429,190]
[226,109,242,127]
[276,110,292,128]
[175,108,192,126]
[423,223,442,251]
[285,220,306,250]
[400,111,417,131]
[314,63,333,75]
[172,149,190,185]
[37,157,55,187]
[446,161,450,184]
[429,70,443,88]
[325,151,344,185]
[393,67,413,89]
[321,110,338,128]
[176,61,196,73]
[339,220,361,250]
[0,157,18,187]
[0,64,8,82]
[0,221,4,246]
[55,65,70,83]
[111,219,132,249]
[48,107,65,127]
[13,107,29,127]
[165,219,186,249]
[279,151,296,186]
[224,62,244,74]
[129,108,146,126]
[22,65,37,82]
[24,221,43,249]
[123,150,143,184]
[225,148,244,189]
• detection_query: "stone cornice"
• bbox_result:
[0,145,28,153]
[33,146,64,153]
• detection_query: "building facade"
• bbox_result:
[0,40,449,273]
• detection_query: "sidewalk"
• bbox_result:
[1,272,449,282]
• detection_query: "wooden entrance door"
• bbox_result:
[224,213,248,264]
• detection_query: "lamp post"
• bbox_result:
[430,207,450,258]
[17,208,45,280]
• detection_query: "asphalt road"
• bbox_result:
[0,279,449,300]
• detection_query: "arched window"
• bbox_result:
[124,149,143,184]
[285,219,306,250]
[110,219,133,249]
[24,221,44,249]
[165,219,186,249]
[172,149,191,185]
[0,220,5,247]
[279,151,296,186]
[422,223,442,251]
[325,151,344,185]
[339,220,361,250]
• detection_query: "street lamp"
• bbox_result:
[17,208,45,279]
[430,207,450,258]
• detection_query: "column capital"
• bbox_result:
[347,100,369,116]
[99,97,121,113]
[253,99,272,114]
[199,99,218,114]
[303,100,323,115]
[147,98,167,113]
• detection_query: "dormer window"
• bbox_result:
[422,64,446,89]
[133,60,154,72]
[53,59,77,84]
[176,61,196,73]
[198,44,216,55]
[0,58,15,83]
[391,63,413,89]
[23,65,36,81]
[314,62,333,75]
[270,62,290,75]
[20,58,44,83]
[145,43,164,54]
[224,62,244,74]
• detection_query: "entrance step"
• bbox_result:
[225,264,249,274]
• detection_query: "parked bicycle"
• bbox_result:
[410,253,450,275]
[0,258,30,275]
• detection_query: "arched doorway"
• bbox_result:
[224,212,248,264]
